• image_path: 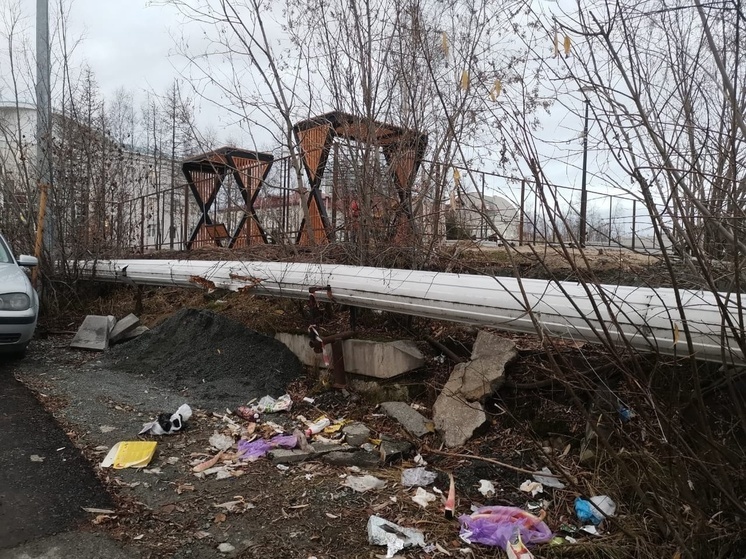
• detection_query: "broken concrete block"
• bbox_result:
[380,401,434,438]
[341,340,425,379]
[274,334,425,379]
[268,442,348,464]
[274,332,325,368]
[457,332,517,401]
[342,422,371,447]
[433,385,487,448]
[70,315,115,351]
[110,313,140,343]
[379,438,413,463]
[118,325,149,342]
[269,449,315,464]
[322,450,380,467]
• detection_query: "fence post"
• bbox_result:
[631,200,636,251]
[140,196,145,253]
[608,195,613,247]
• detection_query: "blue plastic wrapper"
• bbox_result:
[575,496,618,525]
[574,498,598,524]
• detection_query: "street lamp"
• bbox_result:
[579,88,592,248]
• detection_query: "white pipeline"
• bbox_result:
[79,259,745,365]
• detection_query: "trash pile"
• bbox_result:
[95,390,618,558]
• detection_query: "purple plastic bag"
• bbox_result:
[458,506,553,548]
[237,434,297,461]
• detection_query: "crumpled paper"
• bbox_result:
[367,515,425,558]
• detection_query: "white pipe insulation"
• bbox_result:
[78,259,745,365]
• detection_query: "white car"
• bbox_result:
[0,233,39,355]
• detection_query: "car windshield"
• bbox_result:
[0,236,12,264]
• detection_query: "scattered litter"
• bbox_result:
[215,469,233,480]
[506,530,535,559]
[532,467,566,489]
[575,496,616,525]
[445,473,456,519]
[458,506,553,548]
[344,475,386,493]
[367,515,426,558]
[217,542,235,553]
[209,433,235,451]
[519,480,543,496]
[580,525,600,536]
[99,425,116,433]
[237,434,297,462]
[478,480,495,497]
[30,455,45,463]
[194,531,211,539]
[276,464,290,472]
[618,406,636,422]
[193,451,224,473]
[235,407,259,421]
[101,441,157,469]
[302,397,315,404]
[250,394,293,413]
[166,456,180,465]
[81,507,116,514]
[413,454,427,466]
[412,487,437,508]
[304,417,331,437]
[143,467,162,475]
[401,467,438,488]
[139,404,192,435]
[214,498,253,513]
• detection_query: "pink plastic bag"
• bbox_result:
[237,434,297,461]
[459,506,552,548]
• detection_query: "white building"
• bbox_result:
[0,101,180,253]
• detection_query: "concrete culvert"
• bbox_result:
[104,308,303,409]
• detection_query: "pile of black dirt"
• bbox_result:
[104,308,303,409]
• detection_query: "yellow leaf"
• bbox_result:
[673,323,680,346]
[460,70,469,90]
[441,32,449,58]
[563,35,571,56]
[490,79,502,100]
[453,168,461,186]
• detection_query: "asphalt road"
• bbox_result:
[0,356,112,550]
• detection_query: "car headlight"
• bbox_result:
[0,293,31,311]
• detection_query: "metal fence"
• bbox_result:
[108,151,667,256]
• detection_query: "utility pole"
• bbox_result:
[579,97,590,248]
[36,0,54,274]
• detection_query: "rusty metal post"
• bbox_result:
[330,339,346,388]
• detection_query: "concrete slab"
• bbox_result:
[109,314,140,343]
[117,325,149,343]
[268,442,350,464]
[380,401,434,437]
[275,334,425,379]
[433,366,487,447]
[341,339,425,379]
[433,390,486,448]
[0,532,137,559]
[274,333,325,368]
[69,315,115,351]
